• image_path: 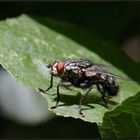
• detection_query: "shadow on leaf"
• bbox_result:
[50,90,118,111]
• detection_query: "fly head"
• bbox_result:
[46,60,65,76]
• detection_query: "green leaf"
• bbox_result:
[0,14,139,125]
[99,91,140,138]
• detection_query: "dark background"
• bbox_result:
[0,1,140,138]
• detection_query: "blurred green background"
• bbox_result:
[0,1,140,138]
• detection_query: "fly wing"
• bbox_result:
[94,64,132,81]
[98,71,131,81]
[84,64,131,81]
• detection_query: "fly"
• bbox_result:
[38,59,129,116]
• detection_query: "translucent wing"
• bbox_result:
[93,63,132,80]
[86,63,132,81]
[98,71,131,81]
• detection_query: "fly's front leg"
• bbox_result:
[79,87,92,117]
[51,81,72,109]
[45,74,53,92]
[38,74,53,93]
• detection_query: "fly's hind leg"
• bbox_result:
[51,81,72,109]
[96,85,108,106]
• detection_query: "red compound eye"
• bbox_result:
[56,61,64,74]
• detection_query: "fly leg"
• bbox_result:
[51,81,72,109]
[96,84,108,106]
[79,87,92,117]
[38,74,53,93]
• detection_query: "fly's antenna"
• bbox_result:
[46,64,52,68]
